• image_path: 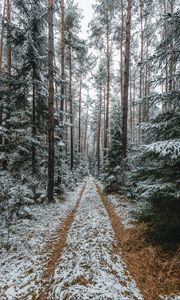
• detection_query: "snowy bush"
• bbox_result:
[102,100,126,193]
[129,92,180,244]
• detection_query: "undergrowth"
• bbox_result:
[137,200,180,250]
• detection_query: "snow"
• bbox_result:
[144,139,180,160]
[51,179,143,300]
[107,194,147,230]
[0,186,81,299]
[105,189,179,300]
[1,177,178,299]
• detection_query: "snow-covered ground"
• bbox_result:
[0,186,82,300]
[106,191,151,230]
[51,178,144,300]
[96,180,141,229]
[106,189,179,300]
[107,194,138,229]
[1,178,178,300]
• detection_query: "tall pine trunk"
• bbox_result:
[32,67,36,175]
[0,0,6,145]
[47,0,55,202]
[120,0,124,107]
[3,0,11,169]
[83,107,89,156]
[69,32,73,170]
[7,0,11,80]
[0,0,6,78]
[139,0,144,144]
[104,15,110,160]
[122,0,132,158]
[78,76,82,153]
[60,0,65,117]
[96,83,102,173]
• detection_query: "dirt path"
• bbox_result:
[1,178,144,300]
[39,178,143,300]
[38,183,87,300]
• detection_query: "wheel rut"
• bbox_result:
[50,178,143,300]
[37,183,86,300]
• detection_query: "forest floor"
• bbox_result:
[0,178,179,300]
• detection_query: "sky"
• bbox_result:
[78,0,96,38]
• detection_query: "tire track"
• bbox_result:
[95,181,144,299]
[52,178,143,300]
[37,183,86,300]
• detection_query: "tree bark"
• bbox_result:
[168,0,174,94]
[129,64,133,143]
[122,0,132,158]
[139,0,144,144]
[32,67,36,175]
[0,0,6,145]
[3,0,11,170]
[0,0,6,78]
[103,85,106,160]
[7,0,11,80]
[104,12,110,160]
[47,0,55,202]
[83,106,89,156]
[60,0,65,117]
[69,32,73,170]
[120,0,124,107]
[96,82,102,173]
[78,76,82,153]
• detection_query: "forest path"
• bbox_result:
[39,177,144,300]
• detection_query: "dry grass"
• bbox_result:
[96,183,180,300]
[64,276,94,287]
[122,225,180,300]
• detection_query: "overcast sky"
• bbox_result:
[78,0,96,38]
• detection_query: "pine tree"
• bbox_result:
[47,0,55,202]
[130,10,180,244]
[89,0,117,160]
[103,99,124,193]
[122,0,132,158]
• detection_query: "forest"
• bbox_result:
[0,0,180,299]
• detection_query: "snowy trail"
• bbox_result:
[48,178,144,300]
[0,184,85,300]
[0,178,144,300]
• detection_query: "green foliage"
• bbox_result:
[0,0,49,218]
[138,200,180,248]
[102,99,125,193]
[130,91,180,246]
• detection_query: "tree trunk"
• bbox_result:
[103,85,106,160]
[143,39,150,122]
[139,0,144,144]
[47,0,55,202]
[122,0,132,158]
[129,64,133,143]
[83,106,89,156]
[78,76,82,153]
[0,0,6,78]
[96,83,102,174]
[60,0,65,118]
[120,0,124,107]
[168,0,174,94]
[7,0,11,80]
[0,0,6,145]
[104,14,110,160]
[3,0,11,170]
[32,67,36,175]
[69,32,73,170]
